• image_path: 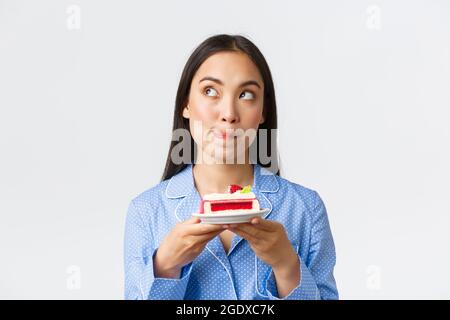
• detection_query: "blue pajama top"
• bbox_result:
[124,164,338,300]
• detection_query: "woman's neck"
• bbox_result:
[192,163,254,196]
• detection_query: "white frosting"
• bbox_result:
[203,192,256,201]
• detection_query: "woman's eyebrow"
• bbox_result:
[199,76,261,89]
[239,80,261,89]
[199,76,223,85]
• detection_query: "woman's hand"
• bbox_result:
[228,217,301,297]
[154,217,226,279]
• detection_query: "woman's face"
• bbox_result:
[183,51,265,164]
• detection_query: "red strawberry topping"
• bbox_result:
[228,184,243,194]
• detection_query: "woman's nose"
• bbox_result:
[220,98,239,124]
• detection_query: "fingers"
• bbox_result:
[230,227,258,243]
[249,217,277,232]
[183,222,227,235]
[183,217,201,225]
[230,223,268,239]
[228,218,277,232]
[196,228,225,243]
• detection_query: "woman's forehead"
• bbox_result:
[193,51,263,86]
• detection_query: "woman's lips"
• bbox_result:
[213,130,235,140]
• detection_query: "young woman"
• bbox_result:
[124,34,338,300]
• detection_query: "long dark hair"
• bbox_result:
[161,34,280,182]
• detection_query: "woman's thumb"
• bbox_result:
[184,216,201,224]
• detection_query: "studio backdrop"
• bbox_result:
[1,0,449,299]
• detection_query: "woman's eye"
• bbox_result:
[204,87,218,97]
[239,91,255,100]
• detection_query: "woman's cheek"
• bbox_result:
[243,106,264,129]
[190,105,217,132]
[189,95,217,121]
[188,105,216,148]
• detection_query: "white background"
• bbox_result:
[1,0,449,299]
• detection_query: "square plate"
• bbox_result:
[192,208,270,224]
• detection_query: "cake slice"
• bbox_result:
[198,185,260,214]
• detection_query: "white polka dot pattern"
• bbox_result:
[124,164,338,300]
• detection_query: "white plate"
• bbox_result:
[192,208,270,224]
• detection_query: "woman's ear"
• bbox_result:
[182,104,190,119]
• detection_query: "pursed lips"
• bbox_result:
[212,129,238,140]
